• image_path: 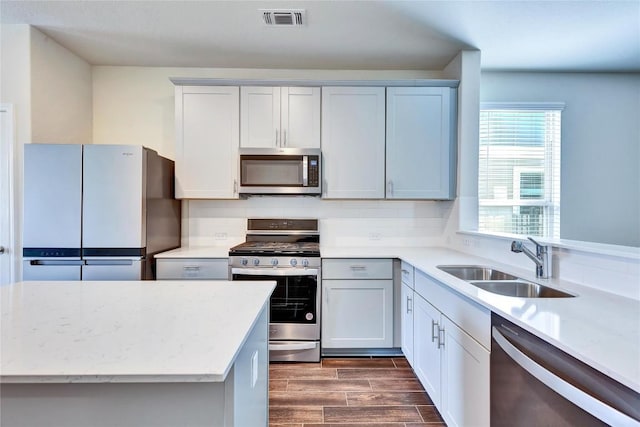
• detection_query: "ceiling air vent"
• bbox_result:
[261,9,306,26]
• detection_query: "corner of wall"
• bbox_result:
[29,26,92,145]
[442,50,481,244]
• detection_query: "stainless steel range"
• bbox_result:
[229,219,321,362]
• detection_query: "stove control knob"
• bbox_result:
[271,258,279,266]
[301,258,309,267]
[252,258,260,266]
[290,258,298,267]
[240,257,248,266]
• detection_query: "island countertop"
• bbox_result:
[0,280,275,384]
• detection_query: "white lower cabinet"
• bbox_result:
[412,269,490,427]
[440,316,490,427]
[413,293,442,407]
[321,259,394,350]
[400,282,415,366]
[156,258,228,280]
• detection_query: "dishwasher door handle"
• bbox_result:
[492,326,640,427]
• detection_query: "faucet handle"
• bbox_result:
[511,241,523,253]
[527,237,544,248]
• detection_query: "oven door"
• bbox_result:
[231,268,320,341]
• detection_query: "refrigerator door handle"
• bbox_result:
[29,260,85,266]
[83,259,136,266]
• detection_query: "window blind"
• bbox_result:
[478,103,562,238]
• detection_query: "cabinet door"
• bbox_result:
[176,86,239,199]
[440,316,490,427]
[240,86,281,148]
[322,279,393,348]
[281,87,320,148]
[401,282,414,367]
[413,293,441,407]
[321,87,386,199]
[386,87,455,200]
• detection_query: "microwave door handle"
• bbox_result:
[302,156,308,186]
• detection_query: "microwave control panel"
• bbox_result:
[308,156,320,187]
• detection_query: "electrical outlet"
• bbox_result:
[463,238,471,247]
[214,232,227,241]
[369,232,382,241]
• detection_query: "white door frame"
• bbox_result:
[1,103,17,285]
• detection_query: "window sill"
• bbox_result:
[457,230,640,261]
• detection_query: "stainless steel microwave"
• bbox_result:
[238,148,322,196]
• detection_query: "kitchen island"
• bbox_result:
[0,280,275,427]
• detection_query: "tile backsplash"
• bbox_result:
[181,197,639,300]
[183,198,452,247]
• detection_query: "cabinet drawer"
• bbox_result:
[400,261,414,288]
[322,259,393,280]
[415,270,490,350]
[156,258,228,280]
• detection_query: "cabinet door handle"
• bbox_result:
[406,296,413,313]
[275,128,279,146]
[233,179,238,194]
[431,320,439,342]
[387,180,394,196]
[438,326,445,349]
[283,129,287,146]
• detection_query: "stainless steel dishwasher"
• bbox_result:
[491,313,640,426]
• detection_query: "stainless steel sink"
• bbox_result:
[469,280,574,298]
[437,265,575,298]
[437,265,519,281]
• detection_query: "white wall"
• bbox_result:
[30,27,92,145]
[480,72,640,247]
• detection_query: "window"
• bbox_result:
[478,103,562,238]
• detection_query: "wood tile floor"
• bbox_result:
[269,357,446,427]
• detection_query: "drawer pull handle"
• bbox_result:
[183,266,201,271]
[437,326,445,349]
[350,265,367,271]
[431,320,439,342]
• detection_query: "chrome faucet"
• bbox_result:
[510,237,552,279]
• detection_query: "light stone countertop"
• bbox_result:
[155,245,640,393]
[154,246,231,258]
[0,280,275,384]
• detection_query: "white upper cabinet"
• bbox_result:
[241,86,320,148]
[321,87,386,199]
[175,86,240,199]
[386,87,456,200]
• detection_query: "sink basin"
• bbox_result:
[437,265,519,281]
[469,280,575,298]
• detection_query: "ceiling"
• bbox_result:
[2,0,639,72]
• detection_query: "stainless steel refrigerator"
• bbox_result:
[22,144,181,281]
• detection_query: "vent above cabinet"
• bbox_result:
[260,9,306,26]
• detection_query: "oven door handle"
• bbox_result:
[231,268,319,276]
[269,342,317,351]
